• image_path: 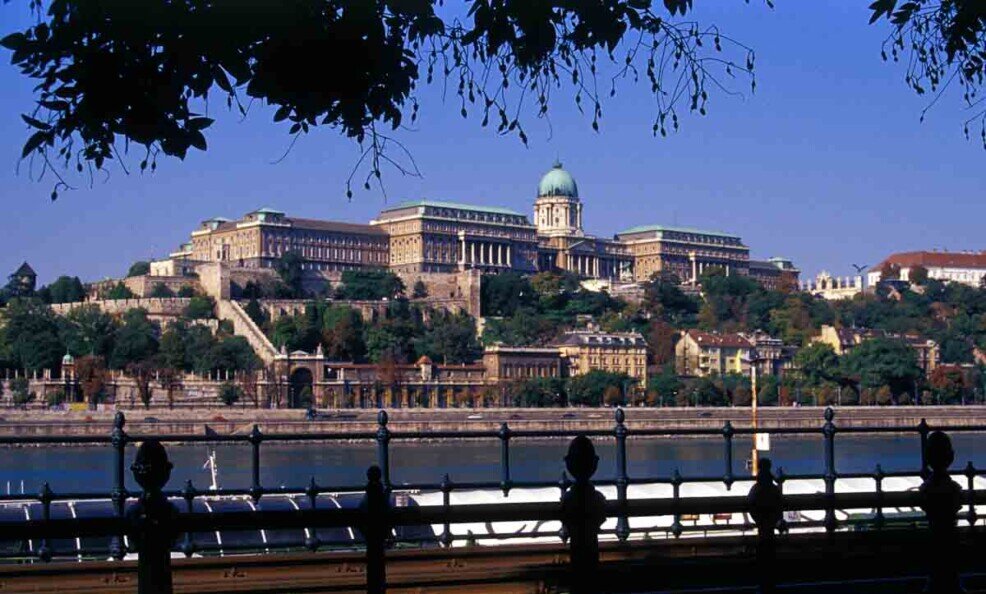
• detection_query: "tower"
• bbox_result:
[534,162,583,237]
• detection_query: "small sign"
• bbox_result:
[68,402,88,412]
[755,432,771,452]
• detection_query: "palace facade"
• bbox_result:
[160,164,795,287]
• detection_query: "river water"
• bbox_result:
[1,433,984,496]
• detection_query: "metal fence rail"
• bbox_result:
[0,407,982,593]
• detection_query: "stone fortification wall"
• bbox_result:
[127,275,199,297]
[50,298,193,323]
[396,269,481,317]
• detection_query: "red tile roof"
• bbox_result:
[684,330,752,349]
[871,251,986,272]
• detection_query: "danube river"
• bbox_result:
[1,433,984,495]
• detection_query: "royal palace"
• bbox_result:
[156,163,797,288]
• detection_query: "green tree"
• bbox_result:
[0,298,63,371]
[176,285,196,298]
[243,298,268,328]
[157,321,188,371]
[75,355,108,407]
[647,365,681,407]
[415,310,481,364]
[337,269,405,300]
[127,261,151,277]
[567,370,632,407]
[642,274,699,325]
[44,276,86,303]
[218,382,242,407]
[183,295,216,319]
[411,279,428,299]
[841,337,922,399]
[794,343,840,386]
[365,325,406,364]
[105,282,135,300]
[757,374,780,406]
[109,308,158,369]
[148,283,174,298]
[59,304,118,358]
[184,325,218,373]
[321,306,366,361]
[910,265,930,285]
[510,377,566,408]
[209,337,261,372]
[3,1,759,196]
[275,251,305,297]
[10,377,33,407]
[481,272,535,317]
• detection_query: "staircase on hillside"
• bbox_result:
[217,300,279,364]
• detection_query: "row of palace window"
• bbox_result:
[664,233,741,246]
[425,207,526,226]
[500,364,560,379]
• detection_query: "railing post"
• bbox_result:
[110,411,128,560]
[498,422,512,496]
[37,482,52,562]
[359,465,389,594]
[722,420,734,490]
[821,407,836,534]
[127,440,178,594]
[561,436,606,594]
[248,424,263,503]
[919,431,964,594]
[747,458,783,594]
[614,408,630,541]
[376,411,391,491]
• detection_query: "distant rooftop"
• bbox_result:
[617,224,740,239]
[380,199,524,217]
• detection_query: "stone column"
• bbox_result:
[460,238,466,265]
[470,242,476,265]
[506,244,512,267]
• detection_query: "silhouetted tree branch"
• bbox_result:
[870,0,986,146]
[1,0,760,199]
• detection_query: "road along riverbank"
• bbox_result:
[0,406,983,441]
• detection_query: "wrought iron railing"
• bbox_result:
[0,407,982,594]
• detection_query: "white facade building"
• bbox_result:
[868,251,986,288]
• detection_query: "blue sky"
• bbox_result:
[1,2,984,286]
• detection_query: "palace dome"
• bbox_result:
[537,162,579,199]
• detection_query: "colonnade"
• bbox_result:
[459,238,512,268]
[689,254,730,282]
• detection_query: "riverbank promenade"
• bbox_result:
[0,405,985,439]
[0,407,983,593]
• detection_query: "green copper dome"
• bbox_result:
[537,161,579,198]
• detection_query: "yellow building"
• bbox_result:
[159,164,793,289]
[812,325,941,375]
[675,330,754,378]
[188,208,389,273]
[371,200,539,274]
[534,162,633,279]
[617,226,750,283]
[556,329,648,387]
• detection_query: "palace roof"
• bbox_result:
[616,224,740,239]
[870,251,986,272]
[683,330,752,349]
[380,199,525,217]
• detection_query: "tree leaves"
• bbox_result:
[868,0,898,24]
[4,0,759,197]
